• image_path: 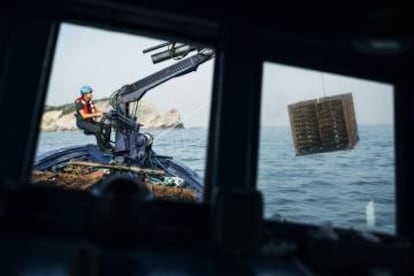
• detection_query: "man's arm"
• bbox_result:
[76,100,102,119]
[79,109,102,119]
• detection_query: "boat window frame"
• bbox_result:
[1,8,412,243]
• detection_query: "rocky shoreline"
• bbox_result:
[41,99,184,131]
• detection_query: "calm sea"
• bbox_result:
[35,125,395,234]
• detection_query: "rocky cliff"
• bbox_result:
[41,99,184,131]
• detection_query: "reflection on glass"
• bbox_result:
[258,62,395,234]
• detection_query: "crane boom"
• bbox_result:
[110,49,213,107]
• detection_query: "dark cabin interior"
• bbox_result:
[1,0,413,274]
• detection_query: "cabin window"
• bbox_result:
[258,61,395,234]
[32,23,214,203]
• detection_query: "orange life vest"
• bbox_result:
[75,96,96,121]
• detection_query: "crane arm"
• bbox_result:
[110,48,213,108]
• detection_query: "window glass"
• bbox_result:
[258,62,395,234]
[32,23,214,203]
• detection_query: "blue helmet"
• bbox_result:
[80,85,93,95]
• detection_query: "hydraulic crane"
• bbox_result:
[100,42,214,165]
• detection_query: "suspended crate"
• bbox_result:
[288,93,359,155]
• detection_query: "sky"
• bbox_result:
[261,63,394,126]
[46,23,394,127]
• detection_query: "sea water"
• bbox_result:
[35,125,395,234]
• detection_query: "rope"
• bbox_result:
[320,73,327,98]
[154,100,210,141]
[320,73,341,145]
[132,101,139,117]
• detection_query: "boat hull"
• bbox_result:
[34,144,203,201]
